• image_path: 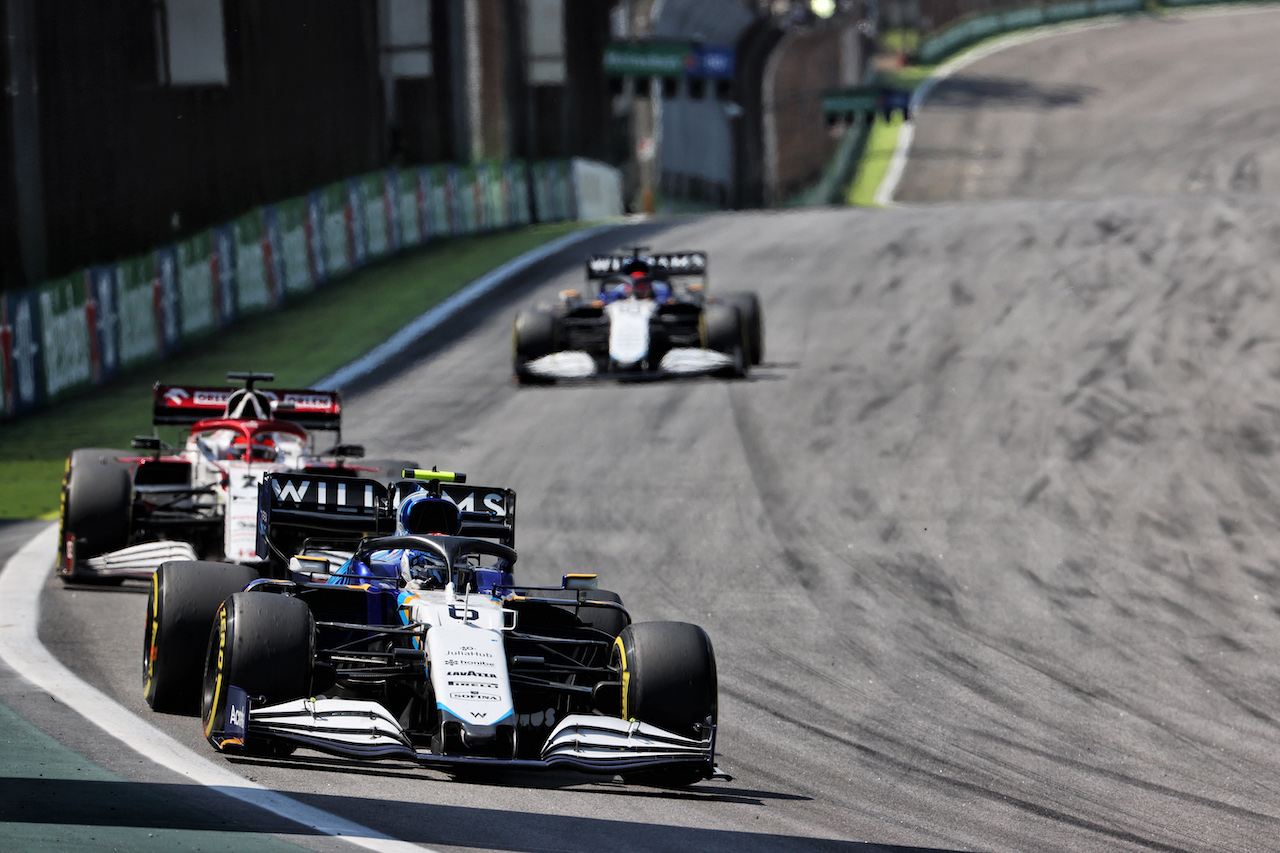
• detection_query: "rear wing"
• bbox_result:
[584,251,708,280]
[390,478,517,547]
[152,383,342,430]
[256,471,518,562]
[256,473,387,560]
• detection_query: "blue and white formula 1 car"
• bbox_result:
[143,469,726,786]
[57,372,415,582]
[512,249,763,383]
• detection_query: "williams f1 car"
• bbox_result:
[143,469,725,786]
[512,249,763,383]
[58,371,416,582]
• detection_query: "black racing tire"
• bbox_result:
[59,448,133,580]
[540,588,630,638]
[701,303,748,379]
[613,621,718,787]
[202,591,314,756]
[513,309,559,385]
[144,561,260,714]
[717,291,764,365]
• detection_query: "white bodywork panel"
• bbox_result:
[83,540,199,575]
[605,298,658,366]
[222,462,275,563]
[425,614,515,728]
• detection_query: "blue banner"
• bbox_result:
[154,246,183,355]
[89,264,120,384]
[213,225,238,328]
[691,45,735,79]
[2,288,45,417]
[262,206,287,308]
[306,191,328,285]
[346,179,368,268]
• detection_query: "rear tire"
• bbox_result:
[202,592,314,755]
[718,291,764,365]
[614,621,717,787]
[59,448,133,581]
[144,561,260,714]
[513,309,558,385]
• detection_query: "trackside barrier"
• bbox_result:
[0,157,621,422]
[571,158,625,221]
[917,0,1144,64]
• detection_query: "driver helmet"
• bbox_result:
[396,490,462,536]
[629,269,654,299]
[250,433,277,461]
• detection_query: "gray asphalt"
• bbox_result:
[12,7,1280,851]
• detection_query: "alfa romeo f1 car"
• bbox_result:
[143,469,725,786]
[58,372,416,582]
[512,249,763,383]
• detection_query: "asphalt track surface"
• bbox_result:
[9,7,1280,851]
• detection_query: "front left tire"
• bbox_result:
[613,621,718,786]
[202,591,314,755]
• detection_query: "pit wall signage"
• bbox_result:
[1,156,615,421]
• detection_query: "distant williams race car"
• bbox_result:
[142,469,727,786]
[58,371,416,582]
[512,248,763,383]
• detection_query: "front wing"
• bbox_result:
[523,348,735,381]
[223,693,729,780]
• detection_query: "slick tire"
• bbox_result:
[202,591,314,756]
[614,621,718,787]
[59,448,133,581]
[701,303,748,379]
[717,291,764,365]
[513,309,558,385]
[144,561,261,715]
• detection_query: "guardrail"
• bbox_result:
[0,157,617,421]
[917,0,1145,65]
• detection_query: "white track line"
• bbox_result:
[0,524,434,852]
[316,224,615,391]
[876,17,1130,206]
[875,4,1280,206]
[0,223,639,850]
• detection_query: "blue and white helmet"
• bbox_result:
[395,490,462,537]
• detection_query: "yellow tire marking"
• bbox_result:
[614,635,630,721]
[203,603,229,739]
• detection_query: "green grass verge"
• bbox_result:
[848,113,905,206]
[0,221,590,520]
[847,63,936,207]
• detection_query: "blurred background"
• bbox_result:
[0,0,909,292]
